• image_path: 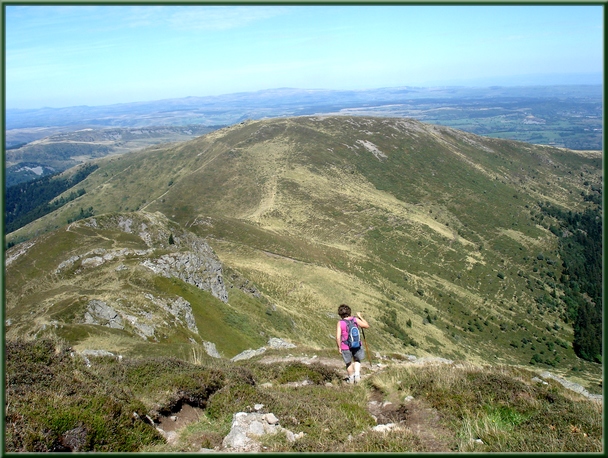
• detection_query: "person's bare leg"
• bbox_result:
[347,363,355,383]
[353,362,361,383]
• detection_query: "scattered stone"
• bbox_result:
[80,349,116,358]
[286,379,314,387]
[372,423,397,433]
[415,356,453,365]
[264,413,279,425]
[254,404,264,411]
[260,382,273,388]
[267,337,296,349]
[230,347,266,362]
[531,377,548,385]
[404,396,415,402]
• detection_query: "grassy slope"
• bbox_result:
[5,116,602,379]
[5,338,603,453]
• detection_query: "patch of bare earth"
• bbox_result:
[367,389,454,452]
[401,398,455,452]
[156,404,205,445]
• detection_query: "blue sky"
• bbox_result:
[5,4,604,109]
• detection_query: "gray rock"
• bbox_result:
[264,413,279,425]
[60,426,87,451]
[267,337,296,349]
[230,347,266,362]
[539,371,603,401]
[141,245,228,303]
[80,349,115,358]
[84,300,124,329]
[123,313,156,339]
[144,294,199,334]
[81,256,104,268]
[204,341,222,358]
[222,413,256,450]
[248,420,265,436]
[372,423,398,433]
[222,411,300,452]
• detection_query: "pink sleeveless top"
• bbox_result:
[339,317,357,351]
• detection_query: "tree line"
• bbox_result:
[5,164,98,236]
[539,191,602,364]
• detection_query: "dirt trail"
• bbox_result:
[155,354,456,452]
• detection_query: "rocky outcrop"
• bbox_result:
[144,294,199,334]
[140,240,228,303]
[203,341,222,359]
[267,338,296,349]
[84,300,124,329]
[539,371,603,401]
[231,338,296,362]
[231,348,266,362]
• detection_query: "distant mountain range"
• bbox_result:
[7,84,602,130]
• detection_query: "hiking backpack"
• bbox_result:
[343,318,361,350]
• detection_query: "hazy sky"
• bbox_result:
[5,4,604,109]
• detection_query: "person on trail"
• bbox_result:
[336,304,370,384]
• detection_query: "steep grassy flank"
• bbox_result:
[5,117,602,374]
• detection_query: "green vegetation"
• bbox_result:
[5,116,602,407]
[381,308,418,347]
[5,338,602,452]
[537,196,602,363]
[5,163,98,235]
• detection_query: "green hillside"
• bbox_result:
[5,116,602,381]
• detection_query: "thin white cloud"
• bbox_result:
[168,6,287,31]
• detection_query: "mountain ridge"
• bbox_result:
[5,116,602,381]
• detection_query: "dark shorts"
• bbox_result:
[341,347,365,366]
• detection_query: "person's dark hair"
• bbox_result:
[338,304,352,318]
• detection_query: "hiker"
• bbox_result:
[336,304,369,384]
